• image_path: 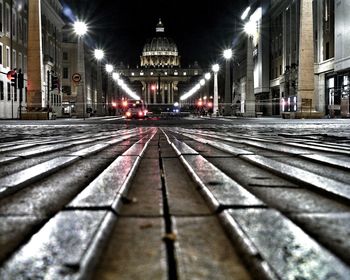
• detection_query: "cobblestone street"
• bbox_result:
[0,118,350,279]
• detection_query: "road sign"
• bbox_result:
[72,73,81,83]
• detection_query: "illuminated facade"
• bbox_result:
[233,0,350,118]
[115,19,204,111]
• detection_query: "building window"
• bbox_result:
[18,52,22,70]
[18,15,22,43]
[63,52,68,60]
[0,0,3,34]
[6,46,9,67]
[23,19,27,45]
[12,49,16,68]
[63,67,68,79]
[23,55,27,73]
[0,81,3,100]
[5,4,9,35]
[326,42,330,60]
[14,88,17,101]
[0,44,2,65]
[11,9,16,39]
[7,82,10,100]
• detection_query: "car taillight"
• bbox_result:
[126,111,131,117]
[138,111,143,117]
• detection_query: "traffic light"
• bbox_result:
[17,69,24,89]
[51,75,59,90]
[7,70,17,88]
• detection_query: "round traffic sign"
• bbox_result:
[72,73,81,83]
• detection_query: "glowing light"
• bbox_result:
[106,64,114,73]
[212,64,220,73]
[200,79,205,86]
[244,21,256,36]
[73,21,87,36]
[174,102,179,107]
[112,72,119,80]
[223,49,233,60]
[205,73,211,80]
[94,49,104,60]
[241,6,251,20]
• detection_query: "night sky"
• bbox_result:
[62,0,248,69]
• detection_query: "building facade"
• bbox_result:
[233,0,350,118]
[114,19,204,113]
[0,0,28,119]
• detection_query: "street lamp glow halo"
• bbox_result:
[73,21,88,36]
[244,21,256,36]
[112,72,120,80]
[200,79,205,86]
[212,64,220,73]
[223,49,233,60]
[205,73,211,80]
[105,64,114,73]
[94,49,104,60]
[241,6,251,20]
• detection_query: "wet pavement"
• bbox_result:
[0,117,350,279]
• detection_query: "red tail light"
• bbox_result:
[126,111,131,117]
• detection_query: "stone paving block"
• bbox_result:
[174,216,252,280]
[249,187,350,214]
[180,132,254,156]
[0,156,79,199]
[290,213,350,264]
[162,158,212,216]
[285,141,350,155]
[181,155,264,210]
[222,209,350,280]
[10,143,73,157]
[93,217,167,280]
[159,143,178,157]
[122,143,149,156]
[0,157,118,215]
[68,155,140,210]
[275,156,350,183]
[171,138,199,155]
[69,143,110,157]
[0,216,41,263]
[183,140,231,157]
[242,154,350,201]
[208,157,298,188]
[0,143,36,153]
[0,210,116,280]
[143,144,160,158]
[119,158,163,217]
[302,154,350,170]
[0,156,19,165]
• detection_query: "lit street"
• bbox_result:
[0,117,350,279]
[1,0,350,278]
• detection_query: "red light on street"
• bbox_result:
[138,111,143,117]
[112,102,117,107]
[126,111,131,117]
[197,100,203,106]
[207,102,213,108]
[151,85,156,91]
[122,100,128,107]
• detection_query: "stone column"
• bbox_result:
[245,36,256,117]
[162,82,165,104]
[27,0,44,110]
[96,61,103,115]
[297,0,315,111]
[224,59,232,115]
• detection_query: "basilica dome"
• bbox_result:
[140,19,180,68]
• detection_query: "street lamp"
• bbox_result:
[212,64,220,115]
[223,48,233,115]
[73,20,87,119]
[94,49,104,115]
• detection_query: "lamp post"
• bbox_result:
[223,49,233,115]
[94,49,104,116]
[212,64,220,116]
[105,64,114,114]
[74,20,87,119]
